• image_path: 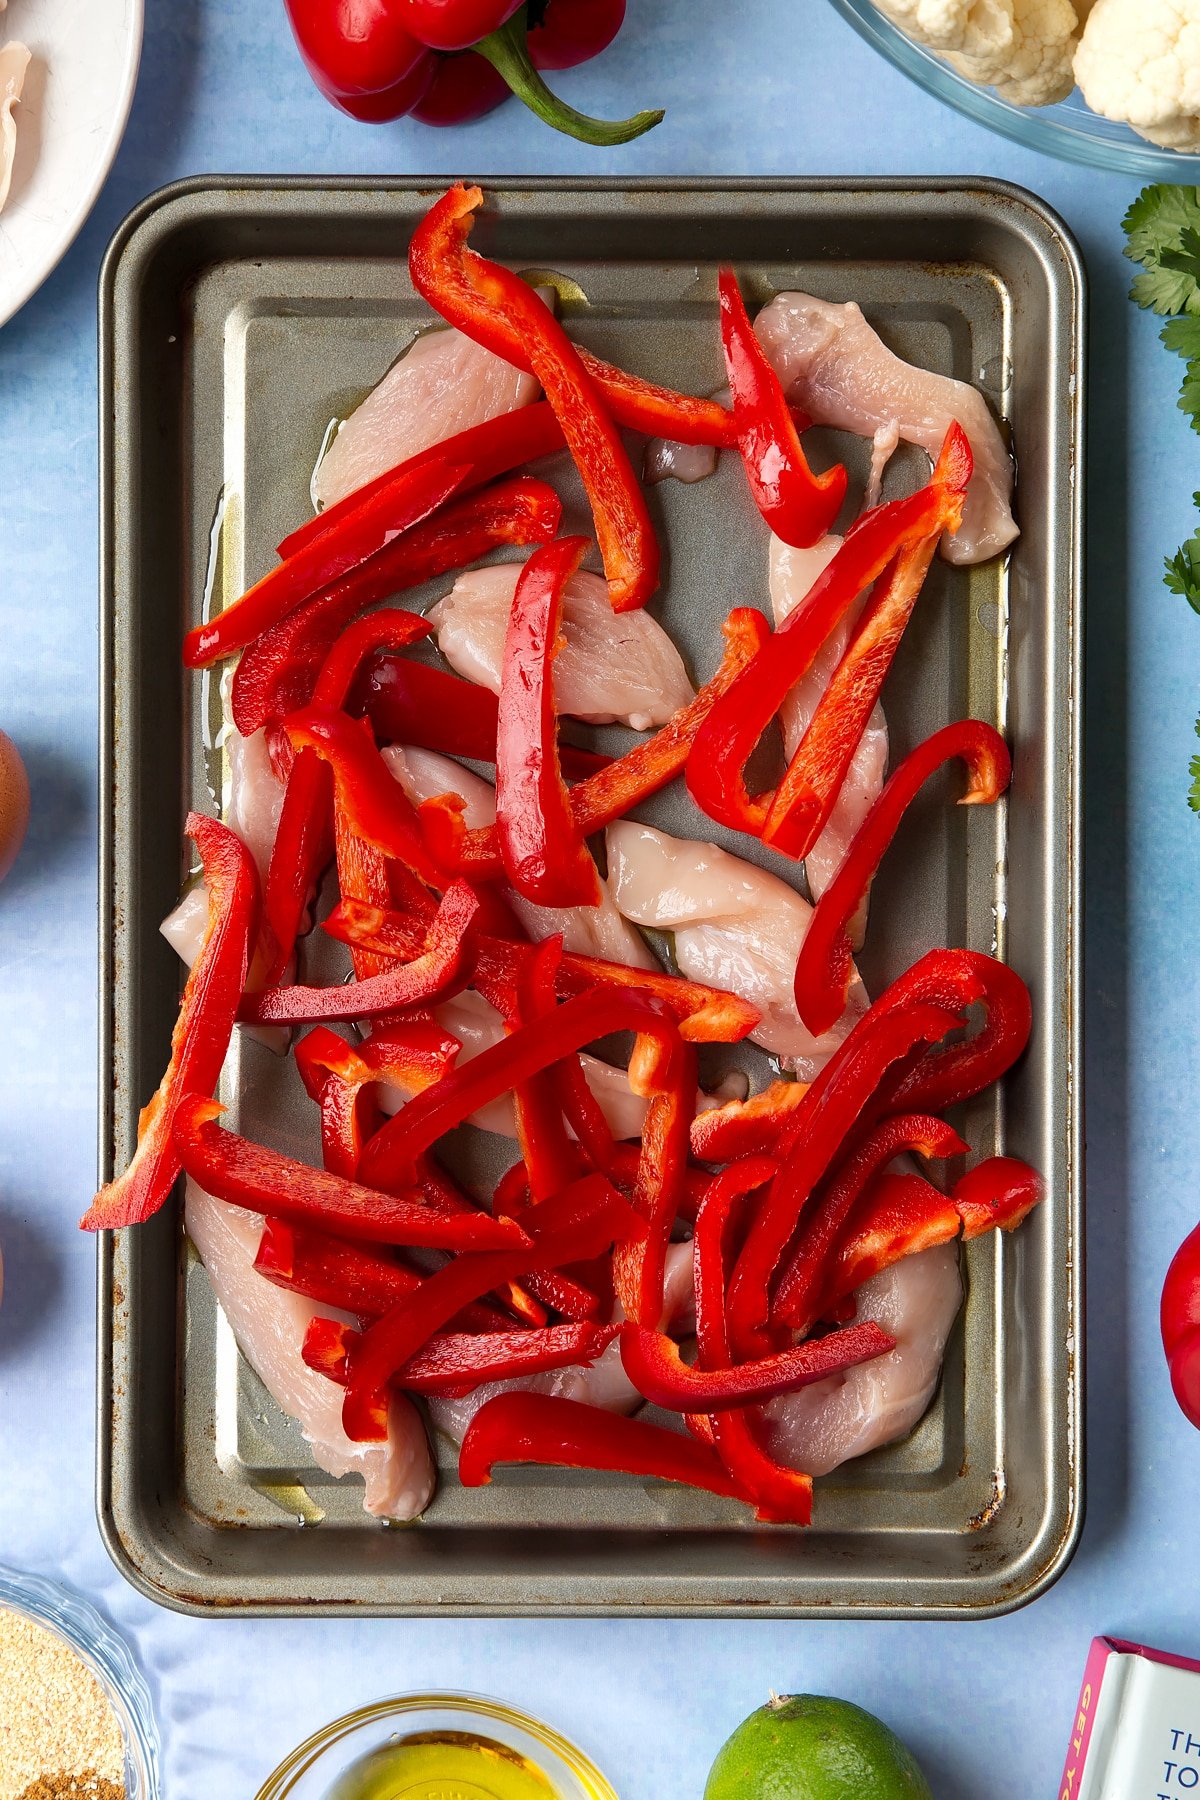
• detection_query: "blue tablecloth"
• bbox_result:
[0,2,1192,1792]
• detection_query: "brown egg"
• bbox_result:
[0,730,30,884]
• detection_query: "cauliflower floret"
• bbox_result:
[1075,0,1200,150]
[872,0,1014,55]
[946,0,1080,105]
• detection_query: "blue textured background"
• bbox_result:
[0,2,1190,1792]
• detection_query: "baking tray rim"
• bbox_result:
[95,172,1086,1618]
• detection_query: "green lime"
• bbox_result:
[703,1693,934,1800]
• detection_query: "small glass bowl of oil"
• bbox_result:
[254,1692,619,1800]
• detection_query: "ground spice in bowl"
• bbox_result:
[0,1607,126,1800]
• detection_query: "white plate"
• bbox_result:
[0,0,143,328]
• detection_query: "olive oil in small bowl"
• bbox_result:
[255,1692,618,1800]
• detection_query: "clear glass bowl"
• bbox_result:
[827,0,1200,177]
[0,1565,161,1799]
[254,1692,619,1800]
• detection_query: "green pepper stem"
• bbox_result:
[475,6,663,146]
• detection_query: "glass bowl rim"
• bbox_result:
[825,0,1200,178]
[254,1689,620,1800]
[0,1562,161,1798]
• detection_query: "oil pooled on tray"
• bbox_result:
[325,1730,559,1800]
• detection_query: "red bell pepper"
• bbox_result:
[437,607,770,880]
[341,1173,641,1436]
[234,476,562,737]
[332,800,395,981]
[172,1093,530,1251]
[508,937,583,1204]
[611,1035,696,1328]
[263,609,433,983]
[618,1318,893,1412]
[1163,1220,1200,1430]
[411,190,658,613]
[496,537,602,907]
[458,1390,747,1502]
[254,1216,510,1332]
[726,962,986,1358]
[760,431,972,860]
[689,1079,808,1164]
[306,1316,618,1393]
[772,1113,967,1334]
[185,455,466,669]
[410,188,736,451]
[686,429,970,836]
[820,1157,1044,1317]
[466,4,661,142]
[410,0,628,122]
[81,815,259,1232]
[294,1020,460,1176]
[718,266,847,551]
[793,720,1012,1038]
[357,986,684,1194]
[875,952,1033,1122]
[689,1159,818,1524]
[283,0,435,119]
[240,880,479,1026]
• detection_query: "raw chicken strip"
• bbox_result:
[0,42,29,216]
[755,1241,963,1476]
[382,744,655,969]
[430,1240,697,1443]
[643,437,719,486]
[428,563,694,731]
[160,884,209,967]
[606,821,867,1081]
[769,532,889,916]
[754,291,1018,565]
[313,324,539,511]
[185,1181,435,1520]
[377,987,656,1143]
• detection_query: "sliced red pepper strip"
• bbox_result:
[619,1318,893,1412]
[280,404,566,563]
[305,1319,619,1394]
[172,1094,530,1250]
[409,187,659,612]
[793,720,1012,1038]
[772,1113,968,1334]
[689,1159,816,1524]
[874,953,1033,1123]
[239,880,480,1025]
[342,1173,641,1437]
[509,936,582,1203]
[408,189,736,450]
[951,1155,1043,1240]
[415,1154,553,1329]
[611,1038,696,1328]
[294,1021,460,1177]
[441,607,770,878]
[357,987,685,1194]
[726,960,985,1358]
[1163,1220,1200,1430]
[718,266,846,550]
[184,456,467,668]
[253,1217,509,1332]
[686,433,969,836]
[284,705,450,887]
[333,798,395,981]
[81,815,259,1232]
[458,1391,747,1502]
[324,897,759,1046]
[761,427,973,862]
[496,536,602,906]
[263,610,433,983]
[689,1079,808,1163]
[358,651,608,781]
[236,474,564,735]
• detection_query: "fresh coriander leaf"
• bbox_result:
[1123,185,1200,269]
[1189,717,1200,814]
[1180,362,1200,434]
[1130,266,1200,316]
[1165,534,1200,612]
[1157,225,1200,283]
[1162,315,1200,359]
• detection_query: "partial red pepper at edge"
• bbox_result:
[1163,1220,1200,1430]
[793,720,1012,1038]
[718,266,847,551]
[81,815,259,1232]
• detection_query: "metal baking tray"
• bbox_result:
[98,177,1084,1617]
